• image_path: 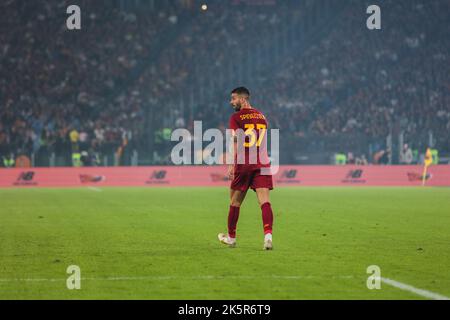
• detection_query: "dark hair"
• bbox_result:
[231,87,250,98]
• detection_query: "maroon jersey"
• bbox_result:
[229,107,270,173]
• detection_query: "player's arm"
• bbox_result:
[226,131,237,179]
[227,116,239,179]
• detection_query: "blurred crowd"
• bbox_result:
[0,0,448,166]
[259,0,450,162]
[0,0,181,165]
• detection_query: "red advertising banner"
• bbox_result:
[0,165,449,188]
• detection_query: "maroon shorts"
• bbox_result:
[230,169,273,192]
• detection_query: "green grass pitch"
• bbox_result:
[1,186,449,299]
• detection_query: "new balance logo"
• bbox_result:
[342,169,365,184]
[14,171,37,186]
[281,169,297,179]
[407,172,431,182]
[17,171,35,181]
[346,169,363,179]
[79,175,105,183]
[276,169,300,183]
[151,170,167,180]
[146,170,169,184]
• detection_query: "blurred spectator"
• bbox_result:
[400,144,413,164]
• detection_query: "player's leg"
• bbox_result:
[218,173,250,247]
[230,188,248,206]
[251,169,274,250]
[227,188,247,235]
[255,187,270,207]
[255,188,274,250]
[228,172,250,237]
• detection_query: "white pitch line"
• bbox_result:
[87,186,102,192]
[381,277,450,300]
[0,274,354,283]
[2,274,448,300]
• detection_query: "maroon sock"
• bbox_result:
[261,202,273,234]
[227,205,240,238]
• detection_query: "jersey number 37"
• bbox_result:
[243,124,267,147]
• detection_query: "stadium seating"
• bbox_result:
[1,0,448,166]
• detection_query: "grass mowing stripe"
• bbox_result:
[0,274,356,282]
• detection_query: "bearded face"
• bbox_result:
[230,93,244,111]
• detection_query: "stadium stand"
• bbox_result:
[1,0,448,166]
